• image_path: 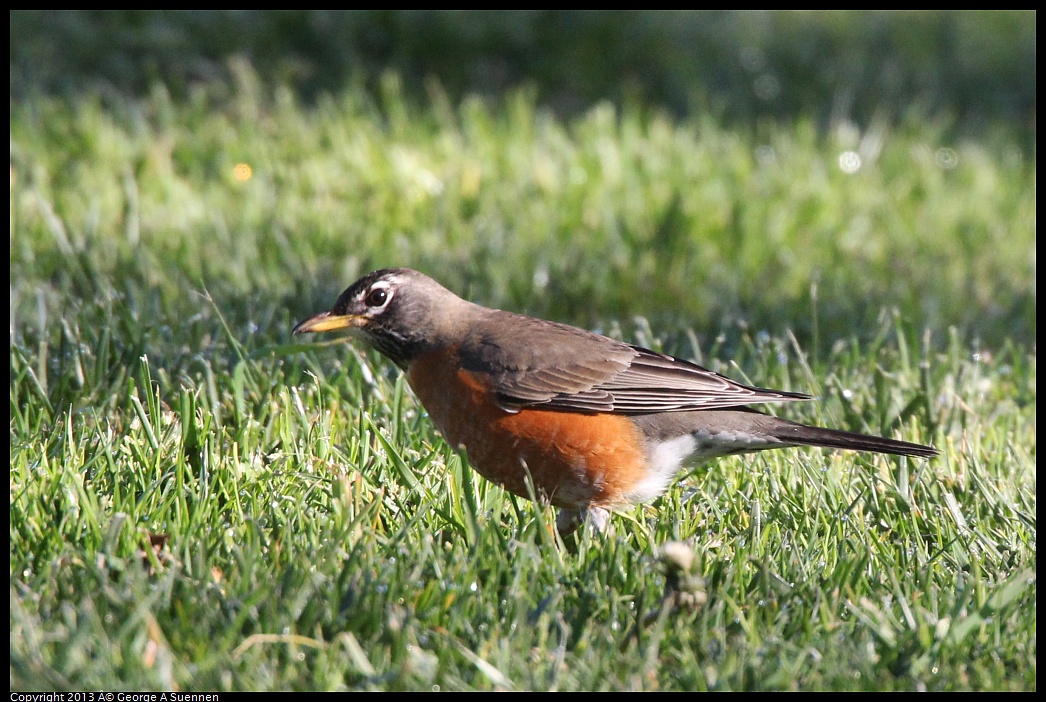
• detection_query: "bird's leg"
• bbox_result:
[586,506,611,533]
[556,505,610,535]
[555,508,582,535]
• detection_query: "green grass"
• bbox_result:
[9,74,1036,690]
[11,11,1036,142]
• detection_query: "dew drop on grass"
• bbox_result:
[838,151,862,174]
[935,148,958,169]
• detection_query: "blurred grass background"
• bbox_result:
[11,10,1036,138]
[9,10,1036,692]
[10,10,1036,349]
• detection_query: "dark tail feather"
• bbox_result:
[774,421,939,458]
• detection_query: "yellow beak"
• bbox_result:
[292,311,365,335]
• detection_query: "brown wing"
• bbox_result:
[458,311,811,414]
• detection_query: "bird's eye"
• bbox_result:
[365,287,389,308]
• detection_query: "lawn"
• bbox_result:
[10,60,1035,689]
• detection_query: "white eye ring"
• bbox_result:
[364,282,393,310]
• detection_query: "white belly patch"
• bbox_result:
[626,428,784,504]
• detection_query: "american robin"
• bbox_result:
[293,268,938,533]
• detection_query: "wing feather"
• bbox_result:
[459,312,811,414]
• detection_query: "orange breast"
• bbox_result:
[406,348,648,510]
